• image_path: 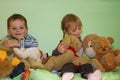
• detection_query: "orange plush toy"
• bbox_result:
[90,36,120,71]
[83,34,99,58]
[0,50,21,78]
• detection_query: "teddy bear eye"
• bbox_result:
[95,42,101,47]
[88,41,92,47]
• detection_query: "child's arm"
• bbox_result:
[58,42,68,53]
[52,42,68,56]
[0,37,19,51]
[3,39,19,48]
[52,47,61,56]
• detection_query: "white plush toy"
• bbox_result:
[13,47,41,62]
[13,47,49,69]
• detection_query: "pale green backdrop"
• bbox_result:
[0,0,120,54]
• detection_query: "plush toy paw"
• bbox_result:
[11,57,21,66]
[88,70,101,80]
[92,59,105,71]
[62,72,74,80]
[0,50,7,62]
[101,52,116,71]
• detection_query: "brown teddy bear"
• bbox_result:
[83,34,99,58]
[0,50,21,78]
[82,34,120,71]
[38,35,90,71]
[89,35,120,71]
[98,48,120,71]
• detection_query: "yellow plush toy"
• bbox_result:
[0,50,20,78]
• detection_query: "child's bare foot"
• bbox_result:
[88,70,101,80]
[62,72,74,80]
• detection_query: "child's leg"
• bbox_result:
[61,63,76,80]
[78,63,93,79]
[9,62,25,79]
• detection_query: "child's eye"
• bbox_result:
[12,27,16,30]
[20,27,24,29]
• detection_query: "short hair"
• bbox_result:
[61,14,82,32]
[7,14,28,29]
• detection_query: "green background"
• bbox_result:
[0,0,120,54]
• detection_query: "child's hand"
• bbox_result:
[58,42,68,53]
[3,39,19,48]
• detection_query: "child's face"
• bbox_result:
[7,19,28,40]
[67,25,82,38]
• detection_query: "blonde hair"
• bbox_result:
[61,14,82,37]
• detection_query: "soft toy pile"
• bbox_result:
[38,35,90,71]
[1,34,120,80]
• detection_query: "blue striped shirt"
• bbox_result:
[7,34,39,48]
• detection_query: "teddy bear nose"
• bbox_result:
[102,48,106,51]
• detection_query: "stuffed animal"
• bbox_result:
[13,47,48,69]
[99,48,120,71]
[90,36,120,71]
[32,35,101,80]
[13,47,42,62]
[83,34,99,58]
[37,35,90,71]
[0,50,23,78]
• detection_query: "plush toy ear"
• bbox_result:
[107,37,114,45]
[11,57,21,66]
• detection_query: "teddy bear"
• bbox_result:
[98,48,120,71]
[0,50,25,79]
[88,35,120,71]
[83,34,99,58]
[37,35,90,71]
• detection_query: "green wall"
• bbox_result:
[0,0,120,54]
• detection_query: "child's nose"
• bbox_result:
[16,29,20,32]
